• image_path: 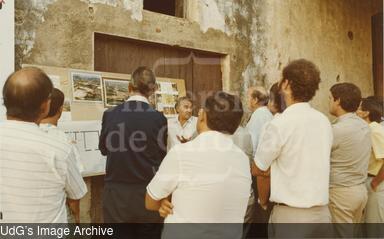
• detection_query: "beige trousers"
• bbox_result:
[329,184,368,223]
[365,177,384,223]
[268,205,332,238]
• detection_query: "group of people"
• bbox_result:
[0,59,383,238]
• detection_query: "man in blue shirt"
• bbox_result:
[246,86,273,155]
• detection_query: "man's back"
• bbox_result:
[330,113,371,187]
[149,131,251,223]
[0,120,87,223]
[263,103,333,208]
[100,100,168,184]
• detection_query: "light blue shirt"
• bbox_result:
[246,106,273,155]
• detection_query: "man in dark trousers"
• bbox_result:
[99,66,167,238]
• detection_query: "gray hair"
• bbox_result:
[131,66,156,97]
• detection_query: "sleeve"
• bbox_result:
[331,125,342,151]
[98,112,108,156]
[65,148,88,200]
[253,123,283,171]
[65,132,85,174]
[147,148,179,200]
[371,128,384,159]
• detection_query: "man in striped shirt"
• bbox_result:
[0,67,87,223]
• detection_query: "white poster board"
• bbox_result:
[58,120,106,177]
[0,0,14,120]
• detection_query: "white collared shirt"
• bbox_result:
[127,95,149,104]
[254,103,333,208]
[147,131,252,223]
[167,116,198,151]
[40,123,85,173]
[0,120,87,223]
[246,106,273,155]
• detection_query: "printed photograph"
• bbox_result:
[63,98,71,112]
[155,93,178,106]
[71,71,103,102]
[103,78,130,107]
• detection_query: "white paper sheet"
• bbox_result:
[58,120,106,176]
[48,75,62,90]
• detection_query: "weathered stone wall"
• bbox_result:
[15,0,252,97]
[251,0,382,114]
[14,0,382,222]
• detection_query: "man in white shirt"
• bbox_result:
[253,59,333,236]
[145,92,252,239]
[0,67,87,223]
[39,88,85,223]
[167,96,197,150]
[246,86,273,155]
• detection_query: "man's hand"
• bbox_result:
[371,178,380,192]
[177,135,191,144]
[67,199,80,224]
[371,162,384,192]
[158,198,173,218]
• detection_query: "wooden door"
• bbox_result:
[94,33,223,111]
[372,12,383,98]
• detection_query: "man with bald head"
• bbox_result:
[0,67,87,223]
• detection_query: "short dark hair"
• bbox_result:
[282,59,321,102]
[131,66,156,97]
[175,96,193,110]
[361,97,383,123]
[3,67,53,121]
[203,91,243,134]
[269,82,285,113]
[249,87,269,106]
[47,88,65,117]
[330,83,361,112]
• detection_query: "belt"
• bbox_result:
[274,202,288,206]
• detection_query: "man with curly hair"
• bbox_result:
[252,59,333,236]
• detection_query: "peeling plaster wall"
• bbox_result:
[249,0,381,114]
[15,0,250,93]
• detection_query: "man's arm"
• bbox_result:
[252,123,282,207]
[65,149,87,200]
[251,162,270,208]
[371,162,384,191]
[145,194,173,218]
[67,199,80,223]
[145,149,179,217]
